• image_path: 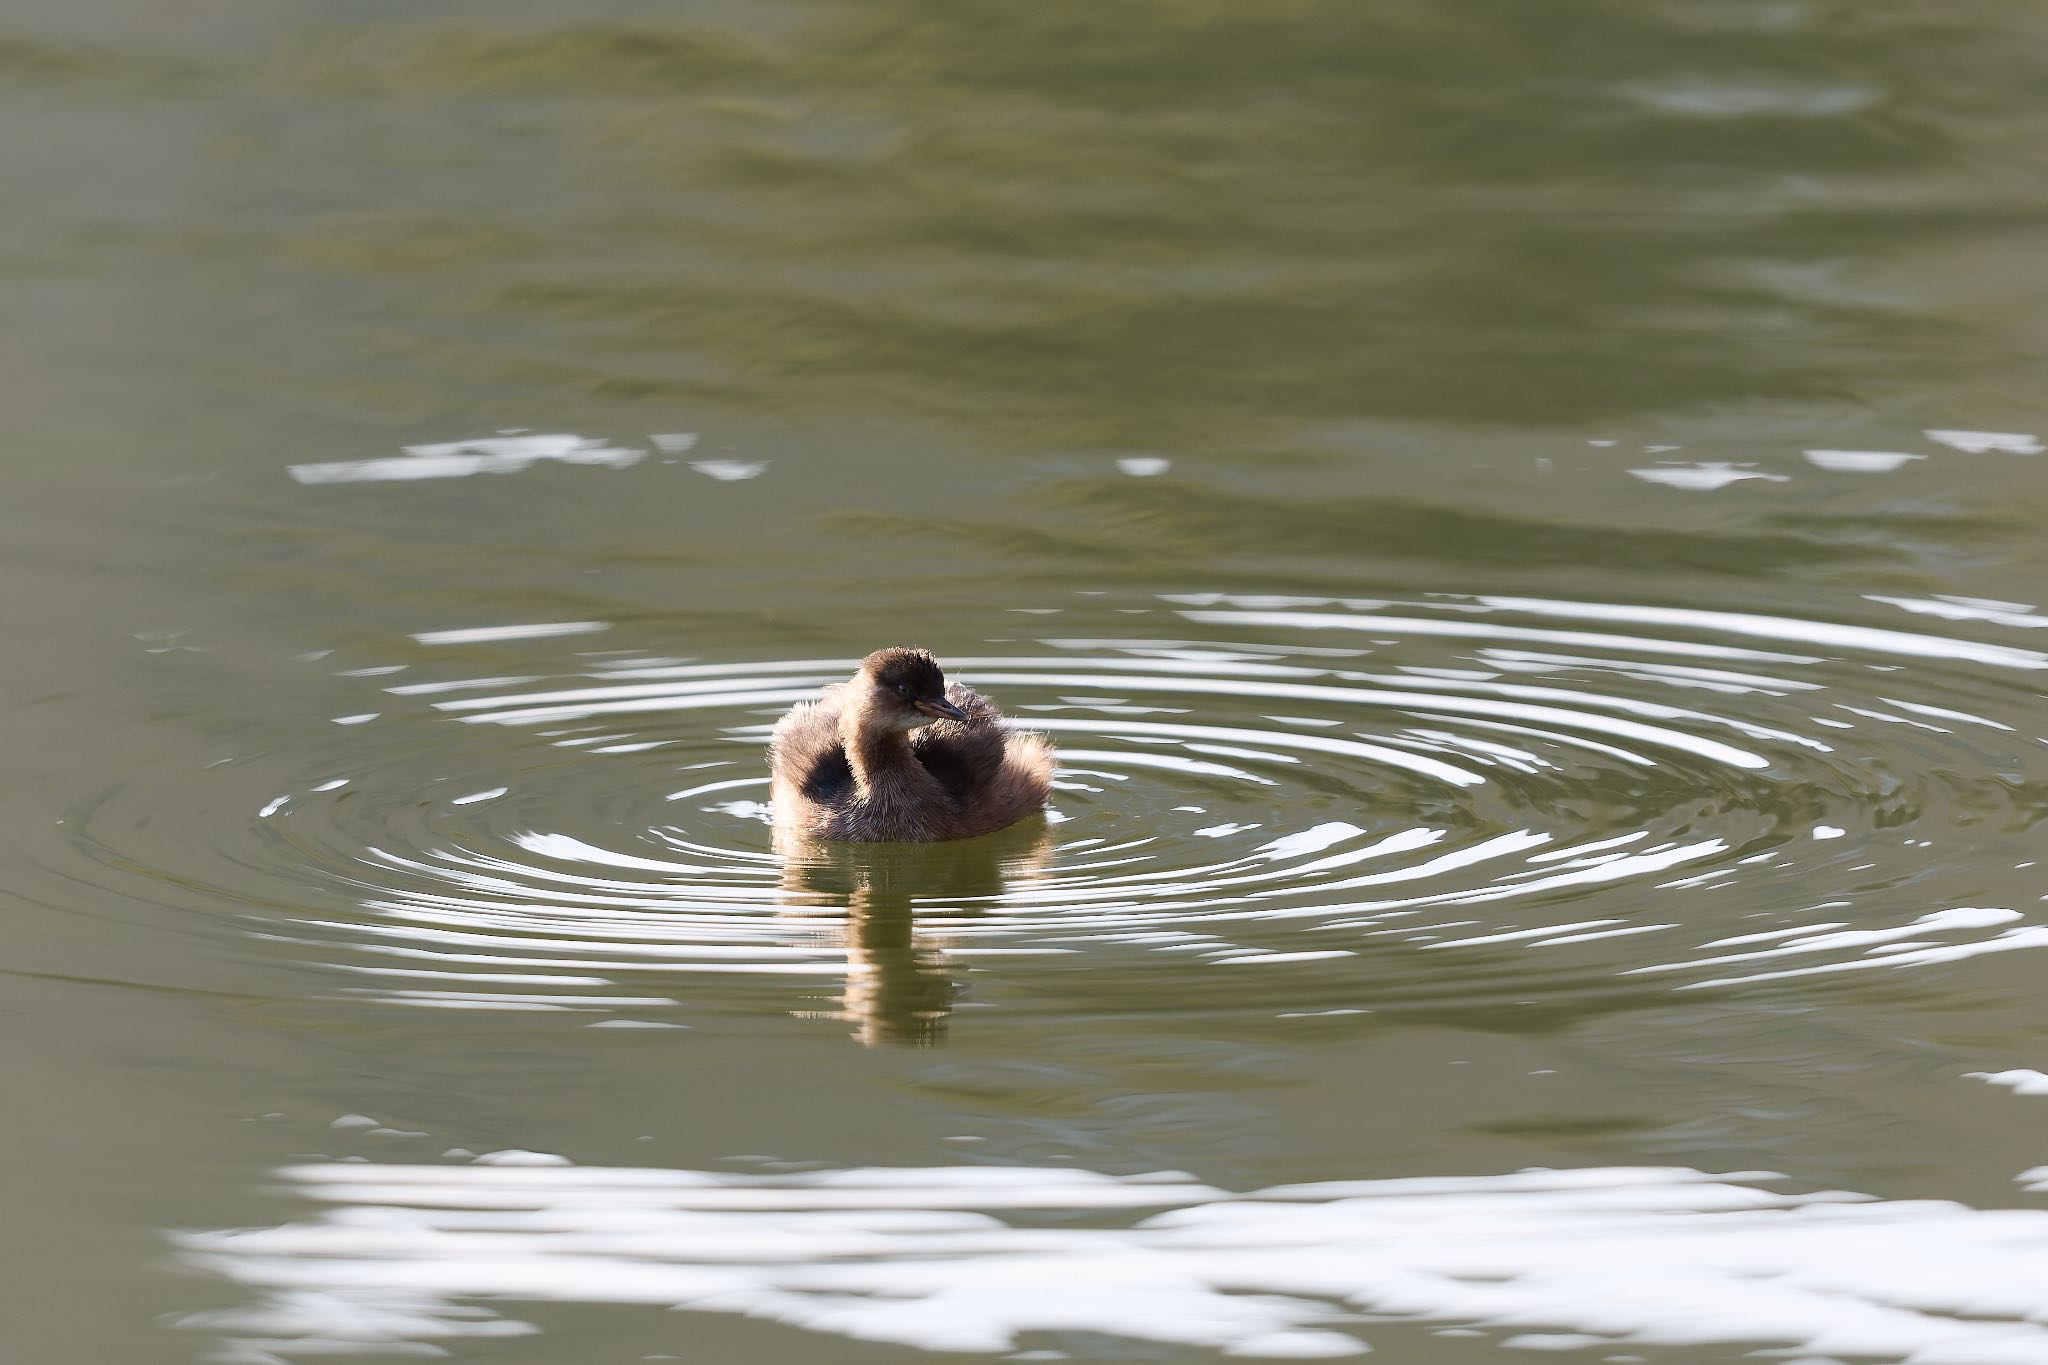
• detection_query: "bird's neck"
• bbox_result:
[841,706,939,806]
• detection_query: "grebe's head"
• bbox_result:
[857,647,967,729]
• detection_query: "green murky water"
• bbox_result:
[11,2,2048,1361]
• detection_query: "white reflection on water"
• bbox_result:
[1968,1069,2048,1096]
[1628,906,2045,989]
[689,459,768,481]
[178,1160,2048,1363]
[1925,429,2043,455]
[1868,593,2048,630]
[290,434,645,485]
[412,621,609,646]
[1627,462,1789,490]
[1618,76,1878,118]
[1803,449,1924,472]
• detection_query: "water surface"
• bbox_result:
[9,1,2048,1361]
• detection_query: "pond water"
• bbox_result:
[10,2,2048,1362]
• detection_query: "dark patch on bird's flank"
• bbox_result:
[800,746,854,803]
[911,732,980,805]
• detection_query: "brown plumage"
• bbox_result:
[769,647,1055,842]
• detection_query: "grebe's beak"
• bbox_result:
[915,696,967,722]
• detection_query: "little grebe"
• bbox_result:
[769,647,1055,842]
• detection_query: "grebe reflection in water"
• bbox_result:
[776,821,1054,1046]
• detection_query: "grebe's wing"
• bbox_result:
[770,682,853,802]
[912,682,1009,802]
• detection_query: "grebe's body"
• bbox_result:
[770,648,1054,842]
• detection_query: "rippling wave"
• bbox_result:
[177,1154,2048,1362]
[59,591,2048,1041]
